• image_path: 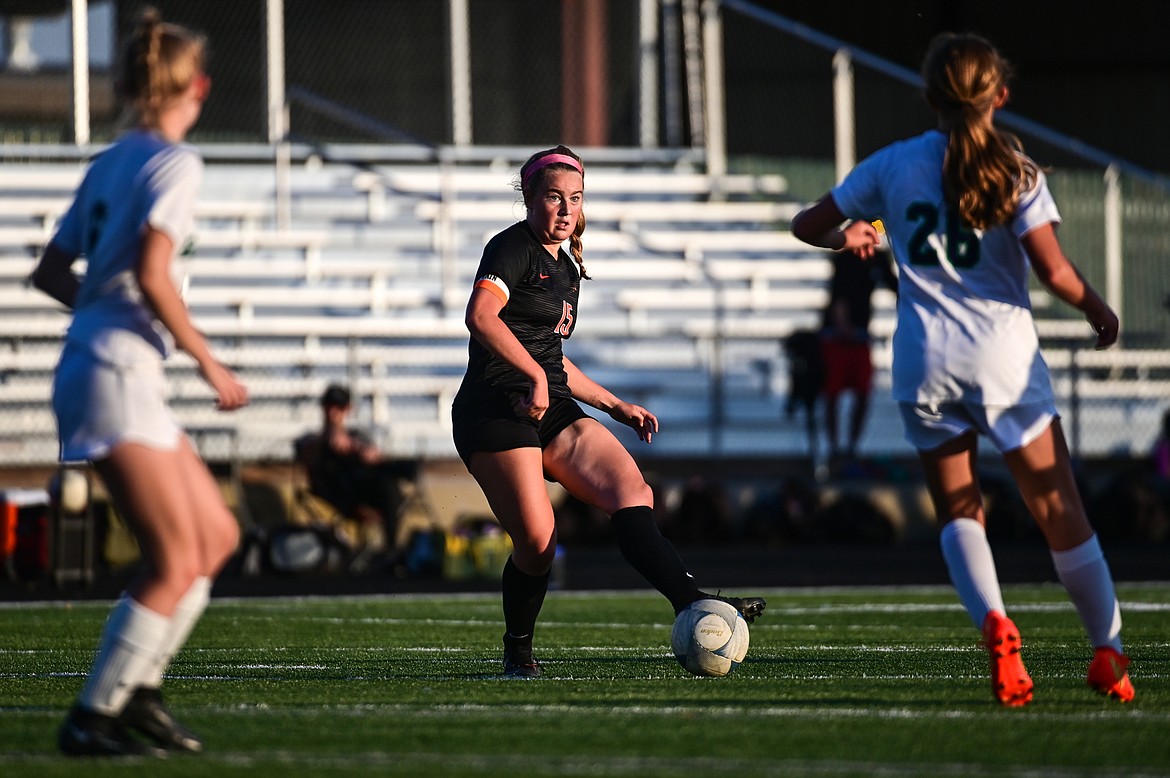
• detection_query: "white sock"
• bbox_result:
[1050,535,1123,653]
[142,576,212,689]
[939,518,1006,630]
[78,596,171,716]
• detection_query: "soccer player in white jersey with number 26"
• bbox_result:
[792,32,1133,706]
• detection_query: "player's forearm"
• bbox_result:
[1033,257,1096,312]
[30,242,80,309]
[139,271,217,367]
[563,357,618,411]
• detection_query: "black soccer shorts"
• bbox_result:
[452,393,589,468]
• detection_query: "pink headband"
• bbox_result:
[522,153,583,186]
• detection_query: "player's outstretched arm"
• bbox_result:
[137,227,248,410]
[1021,223,1119,350]
[792,195,879,257]
[563,356,658,443]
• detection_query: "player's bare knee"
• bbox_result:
[511,539,556,574]
[604,481,654,515]
[208,513,240,567]
[154,557,203,596]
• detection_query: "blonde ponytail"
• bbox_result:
[117,6,206,127]
[569,211,590,280]
[923,33,1038,230]
[142,9,164,119]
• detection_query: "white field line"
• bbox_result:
[342,598,1170,621]
[5,658,1166,683]
[12,640,1170,657]
[10,599,1148,627]
[6,700,1170,726]
[53,600,1170,616]
[2,581,1168,610]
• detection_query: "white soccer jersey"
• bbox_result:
[52,129,202,360]
[831,129,1060,406]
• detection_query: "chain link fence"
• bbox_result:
[1,1,1168,468]
[719,2,1170,460]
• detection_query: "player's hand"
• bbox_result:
[201,360,249,411]
[1087,304,1119,350]
[609,401,659,443]
[516,380,549,421]
[842,221,880,259]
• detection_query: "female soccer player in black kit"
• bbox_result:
[452,146,765,676]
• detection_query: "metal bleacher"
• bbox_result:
[1,147,1163,466]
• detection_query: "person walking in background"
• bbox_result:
[791,32,1133,706]
[31,8,247,756]
[452,146,765,677]
[819,243,897,470]
[781,328,824,465]
[1150,408,1170,481]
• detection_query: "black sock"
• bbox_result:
[610,506,702,613]
[501,556,549,640]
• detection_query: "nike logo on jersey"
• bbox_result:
[539,273,550,279]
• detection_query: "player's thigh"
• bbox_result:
[96,442,203,572]
[543,418,653,515]
[468,447,557,563]
[1001,418,1093,548]
[174,436,240,568]
[917,430,985,523]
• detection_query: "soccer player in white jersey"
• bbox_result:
[791,32,1133,706]
[32,8,247,756]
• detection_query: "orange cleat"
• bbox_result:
[1087,646,1135,702]
[981,611,1034,707]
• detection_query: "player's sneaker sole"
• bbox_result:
[120,686,204,753]
[1087,646,1135,702]
[981,611,1033,707]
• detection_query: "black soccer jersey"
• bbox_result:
[455,221,580,402]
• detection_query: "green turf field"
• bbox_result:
[2,583,1168,777]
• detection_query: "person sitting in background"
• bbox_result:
[296,384,418,564]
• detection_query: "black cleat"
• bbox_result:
[58,705,167,758]
[502,633,542,678]
[708,594,767,624]
[121,687,204,753]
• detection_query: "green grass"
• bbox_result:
[2,584,1169,776]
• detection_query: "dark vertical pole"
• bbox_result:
[562,0,609,146]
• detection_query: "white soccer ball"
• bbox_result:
[671,598,750,677]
